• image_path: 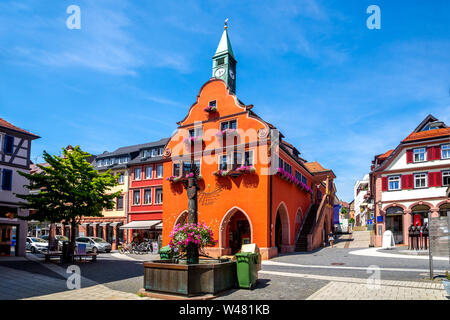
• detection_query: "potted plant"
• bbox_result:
[169,222,218,263]
[183,136,202,145]
[203,105,217,113]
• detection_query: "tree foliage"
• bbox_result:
[16,146,120,228]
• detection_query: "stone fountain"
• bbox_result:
[141,164,237,297]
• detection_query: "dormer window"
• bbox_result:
[151,148,157,157]
[413,148,426,162]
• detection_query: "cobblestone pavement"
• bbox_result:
[333,231,371,249]
[0,255,152,300]
[216,274,329,300]
[307,280,447,300]
[1,248,448,300]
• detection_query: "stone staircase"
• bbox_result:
[295,204,318,252]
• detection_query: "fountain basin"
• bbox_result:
[143,259,237,296]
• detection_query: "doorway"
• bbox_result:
[385,206,404,244]
[226,211,251,254]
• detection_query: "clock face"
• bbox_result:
[215,67,225,78]
[229,69,235,79]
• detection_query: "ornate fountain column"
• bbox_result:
[183,164,200,264]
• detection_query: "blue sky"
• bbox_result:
[1,0,449,202]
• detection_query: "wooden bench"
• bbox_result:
[44,251,63,263]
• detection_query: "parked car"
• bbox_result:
[41,235,69,250]
[26,237,48,253]
[75,237,112,254]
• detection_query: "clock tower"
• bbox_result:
[212,20,236,94]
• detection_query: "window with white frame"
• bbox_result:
[134,168,141,180]
[413,148,427,162]
[284,162,292,174]
[158,147,164,155]
[194,160,201,173]
[244,150,253,166]
[442,144,450,159]
[144,189,152,204]
[116,195,124,210]
[133,190,141,205]
[0,134,3,152]
[388,176,401,191]
[278,158,284,169]
[189,127,203,137]
[173,163,180,176]
[151,148,157,157]
[145,166,153,179]
[443,171,450,186]
[414,173,427,188]
[220,120,237,130]
[156,164,163,178]
[232,152,243,169]
[118,173,124,184]
[155,188,163,204]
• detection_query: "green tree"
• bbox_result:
[16,146,120,257]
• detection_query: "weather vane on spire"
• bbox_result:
[224,18,229,29]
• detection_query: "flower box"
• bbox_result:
[203,105,217,113]
[276,167,312,194]
[183,136,202,144]
[235,166,256,174]
[215,129,237,137]
[213,170,230,177]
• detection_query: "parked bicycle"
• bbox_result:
[134,240,152,254]
[118,241,138,254]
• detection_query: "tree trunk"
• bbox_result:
[48,223,57,251]
[69,219,77,256]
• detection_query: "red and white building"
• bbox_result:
[123,138,168,244]
[371,115,450,246]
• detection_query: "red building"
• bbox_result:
[123,138,169,244]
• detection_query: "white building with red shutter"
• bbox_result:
[371,115,450,247]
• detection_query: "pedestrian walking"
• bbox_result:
[328,232,335,247]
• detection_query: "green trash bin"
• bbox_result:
[235,252,259,289]
[159,245,173,260]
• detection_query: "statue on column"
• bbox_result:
[183,163,200,264]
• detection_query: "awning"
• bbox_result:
[90,222,98,226]
[120,220,161,230]
[155,222,163,230]
[80,223,89,226]
[99,222,110,226]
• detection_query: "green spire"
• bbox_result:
[214,28,235,60]
[212,19,237,94]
